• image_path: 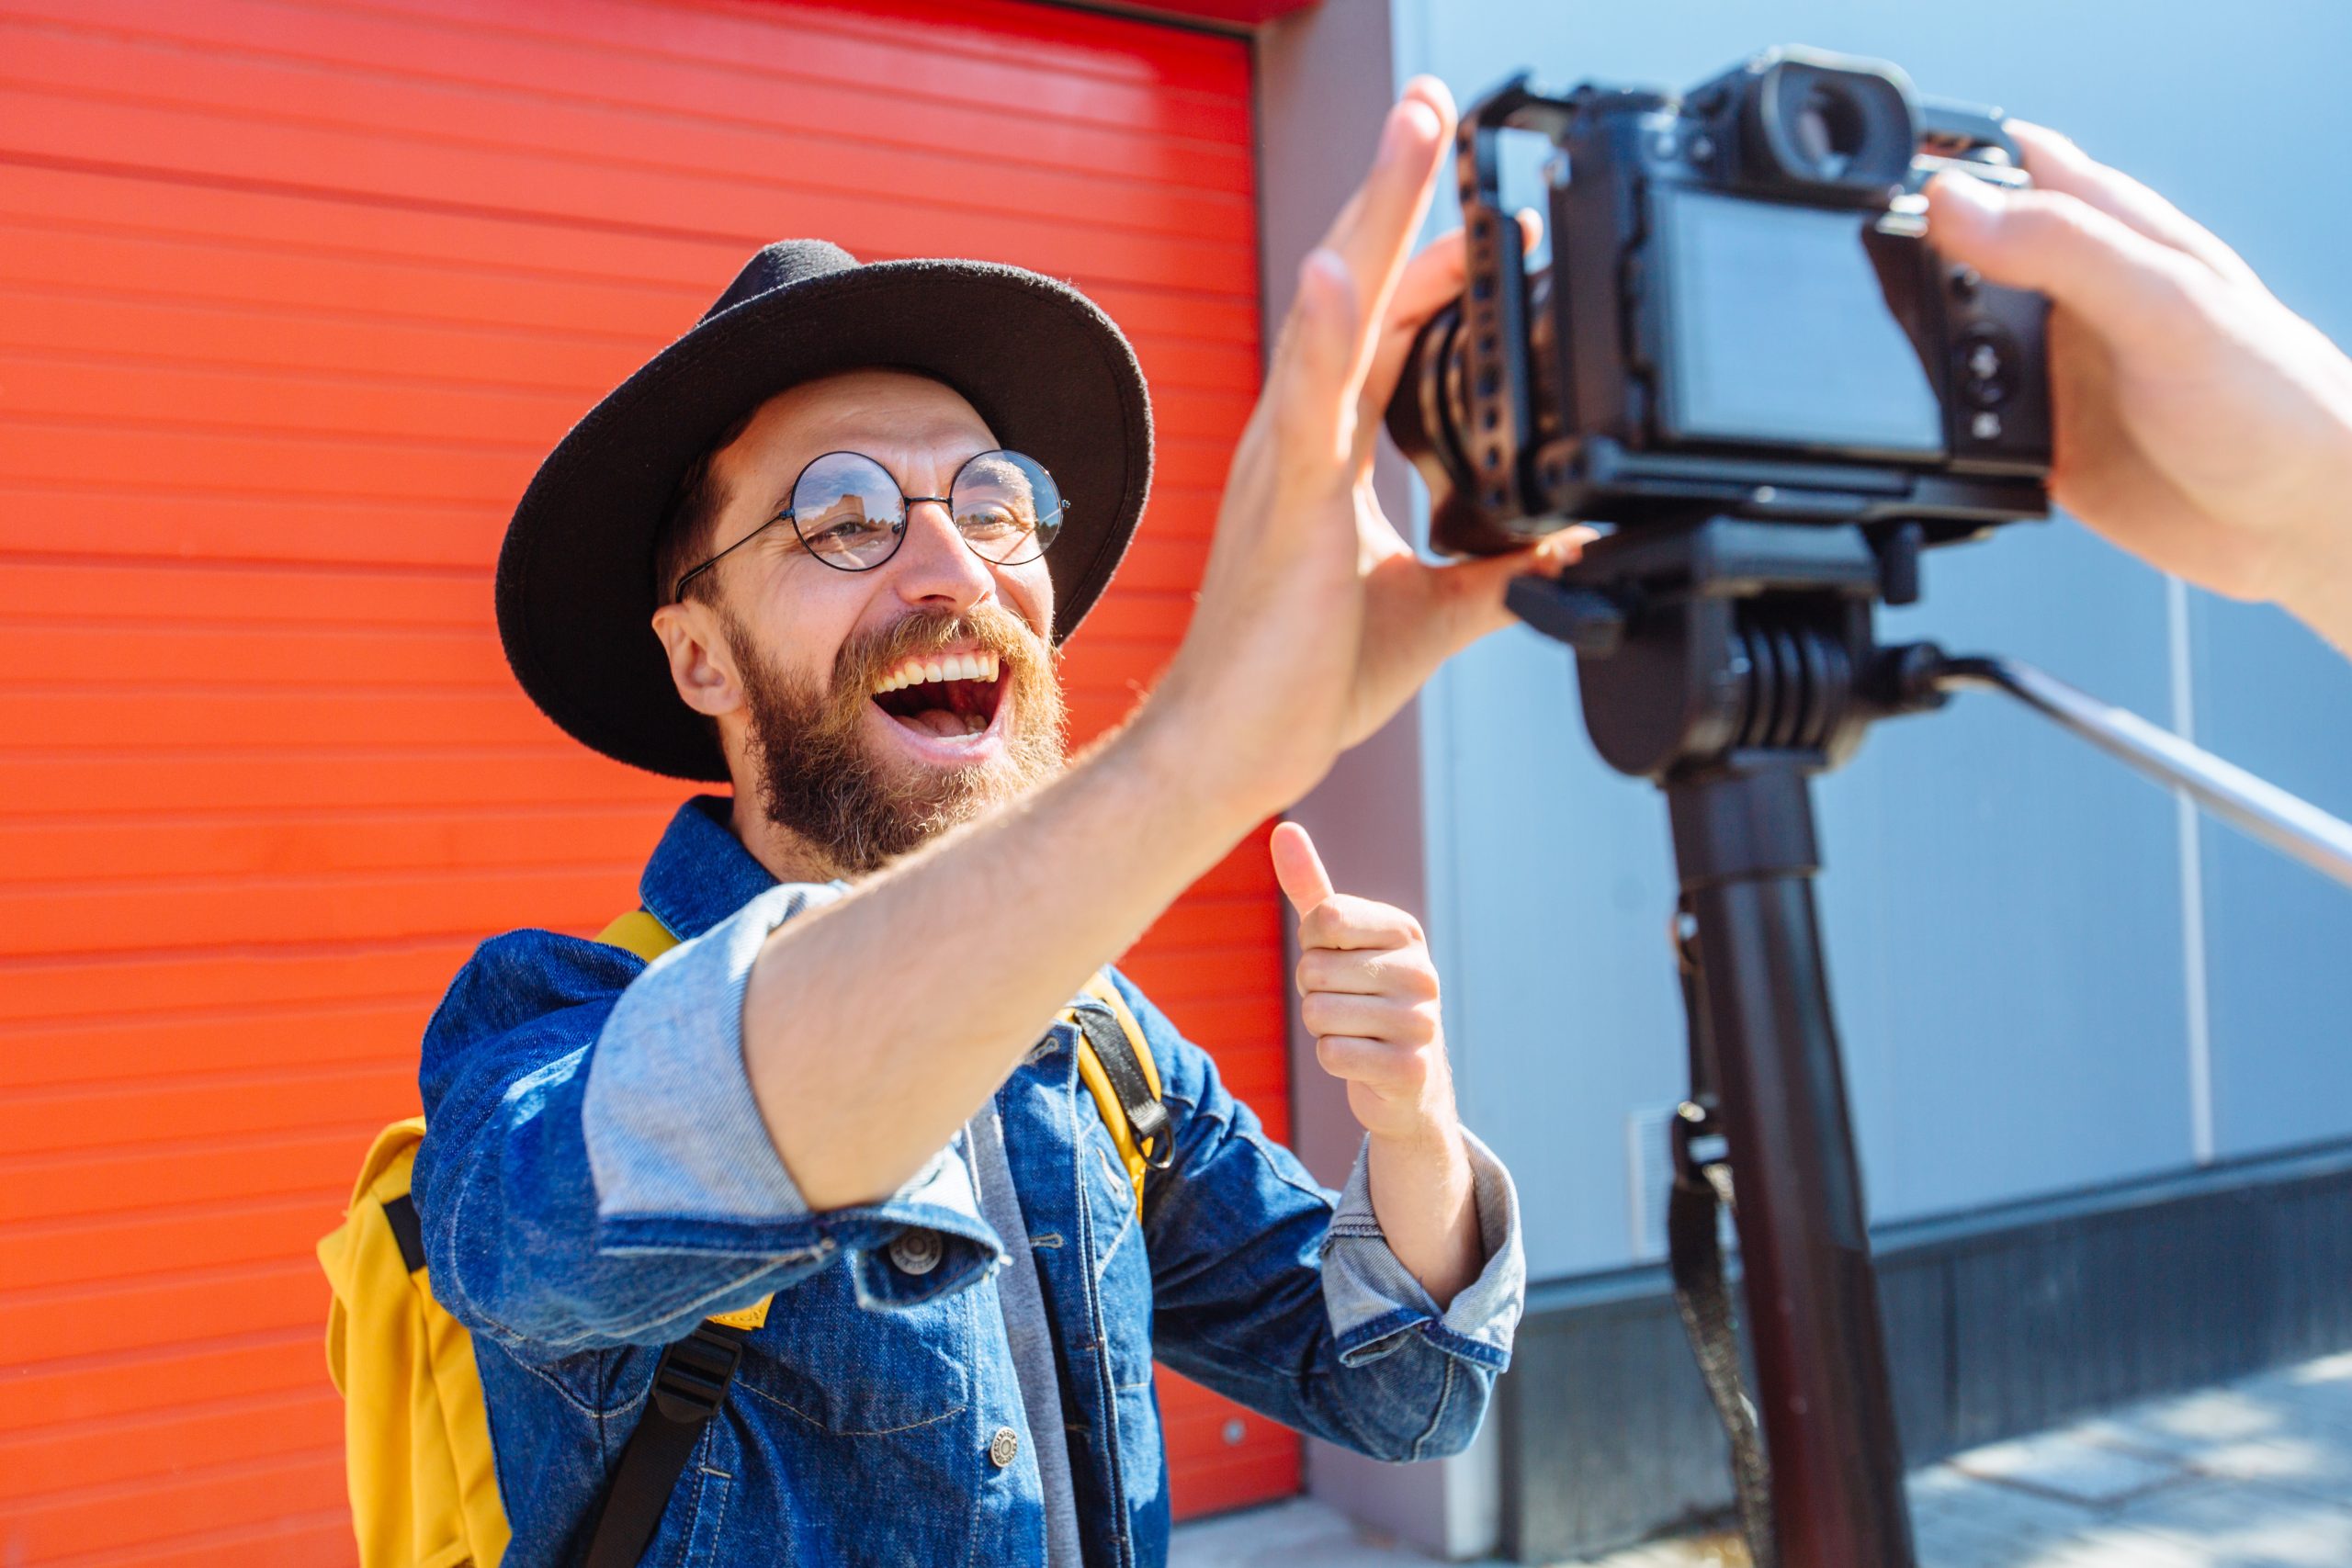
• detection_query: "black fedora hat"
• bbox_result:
[495,240,1154,782]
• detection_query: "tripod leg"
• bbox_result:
[1668,766,1917,1568]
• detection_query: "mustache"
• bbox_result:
[728,597,1068,877]
[831,602,1052,700]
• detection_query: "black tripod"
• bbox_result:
[1508,516,2352,1568]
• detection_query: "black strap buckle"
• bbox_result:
[650,1320,747,1425]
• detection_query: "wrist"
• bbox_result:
[1367,1114,1467,1171]
[2276,408,2352,653]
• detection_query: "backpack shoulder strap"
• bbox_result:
[597,908,680,964]
[580,905,772,1562]
[580,1319,752,1568]
[1068,970,1170,1214]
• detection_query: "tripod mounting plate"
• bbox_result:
[1508,517,1944,781]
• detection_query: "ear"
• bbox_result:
[650,599,744,720]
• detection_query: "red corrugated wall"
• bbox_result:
[0,0,1295,1560]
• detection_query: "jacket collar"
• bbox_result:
[638,795,784,941]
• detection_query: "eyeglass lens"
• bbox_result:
[788,449,1064,571]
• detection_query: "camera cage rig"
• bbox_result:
[1419,62,2052,562]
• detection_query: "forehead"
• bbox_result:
[717,368,997,492]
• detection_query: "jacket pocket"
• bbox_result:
[732,1263,974,1436]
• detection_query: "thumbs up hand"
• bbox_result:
[1271,822,1454,1145]
[1273,821,1482,1302]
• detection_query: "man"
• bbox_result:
[416,79,1558,1567]
[1926,126,2352,655]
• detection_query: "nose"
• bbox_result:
[887,498,995,616]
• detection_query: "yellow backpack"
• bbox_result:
[317,909,1165,1568]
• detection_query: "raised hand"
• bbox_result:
[1148,80,1581,829]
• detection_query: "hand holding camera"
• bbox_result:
[1927,126,2352,653]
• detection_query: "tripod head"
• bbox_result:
[1507,516,1948,784]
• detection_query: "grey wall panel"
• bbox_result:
[2193,596,2352,1158]
[1815,522,2191,1224]
[1424,626,1688,1279]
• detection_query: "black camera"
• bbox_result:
[1389,48,2053,558]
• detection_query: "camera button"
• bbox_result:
[1948,265,1981,302]
[1955,326,2018,412]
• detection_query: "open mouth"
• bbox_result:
[869,649,1008,743]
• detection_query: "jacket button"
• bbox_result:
[989,1427,1020,1468]
[888,1229,943,1277]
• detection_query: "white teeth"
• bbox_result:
[965,712,985,734]
[873,651,1003,695]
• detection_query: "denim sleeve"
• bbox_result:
[1110,970,1526,1464]
[1321,1129,1522,1371]
[413,890,1001,1356]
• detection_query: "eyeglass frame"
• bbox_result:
[667,446,1069,603]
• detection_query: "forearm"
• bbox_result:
[1365,1125,1484,1306]
[741,702,1250,1209]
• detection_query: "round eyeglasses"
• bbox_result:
[671,448,1066,600]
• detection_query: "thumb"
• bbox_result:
[1926,172,2211,350]
[1440,526,1601,649]
[1270,821,1338,917]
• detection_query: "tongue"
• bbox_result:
[900,708,968,739]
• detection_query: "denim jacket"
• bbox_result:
[413,796,1525,1568]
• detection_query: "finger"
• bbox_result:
[1267,248,1365,468]
[1358,209,1543,459]
[1270,821,1337,916]
[1384,210,1540,333]
[1319,80,1455,379]
[2006,123,2262,288]
[1425,525,1600,652]
[1303,991,1439,1048]
[1298,945,1440,1001]
[1925,175,2219,357]
[1313,1033,1427,1094]
[1299,945,1440,1005]
[1298,892,1423,953]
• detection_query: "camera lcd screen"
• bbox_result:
[1657,187,1945,457]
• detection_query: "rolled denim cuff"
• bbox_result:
[1320,1127,1525,1371]
[582,882,999,1303]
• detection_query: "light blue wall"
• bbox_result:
[1389,1,2352,1279]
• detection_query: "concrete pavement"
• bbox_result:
[1170,1348,2352,1567]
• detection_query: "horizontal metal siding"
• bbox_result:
[0,0,1293,1559]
